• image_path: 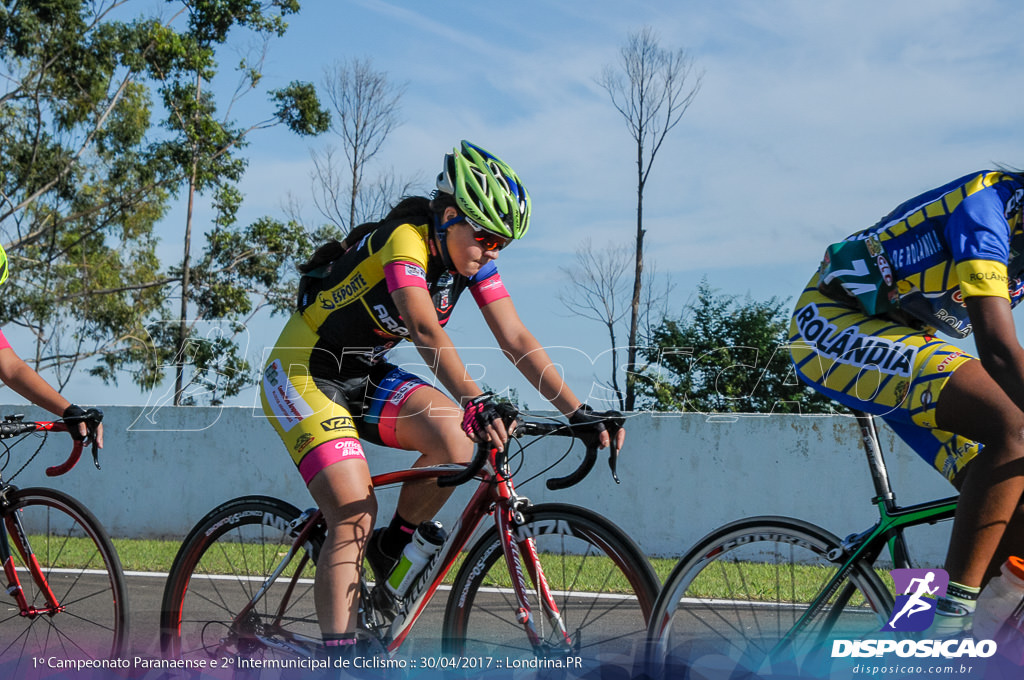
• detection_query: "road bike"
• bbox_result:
[160,407,659,672]
[645,409,958,677]
[0,412,127,675]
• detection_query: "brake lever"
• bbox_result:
[91,437,101,470]
[608,438,620,484]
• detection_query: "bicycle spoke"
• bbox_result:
[0,488,126,666]
[161,497,322,665]
[444,505,657,662]
[648,518,890,676]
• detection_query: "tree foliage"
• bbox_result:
[0,1,330,404]
[150,0,330,404]
[636,279,834,414]
[0,1,178,386]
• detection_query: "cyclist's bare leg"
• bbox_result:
[936,359,1024,588]
[307,458,377,635]
[988,501,1024,581]
[390,385,473,523]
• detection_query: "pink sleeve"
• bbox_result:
[384,261,428,292]
[471,272,511,307]
[0,329,9,351]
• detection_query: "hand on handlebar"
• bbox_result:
[570,404,626,451]
[62,405,104,449]
[461,393,518,452]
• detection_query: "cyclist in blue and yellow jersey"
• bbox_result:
[789,169,1024,633]
[0,244,103,446]
[259,141,625,659]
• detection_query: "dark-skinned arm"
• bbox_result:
[966,295,1024,411]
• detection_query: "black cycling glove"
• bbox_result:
[63,404,103,442]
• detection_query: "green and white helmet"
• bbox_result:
[0,243,8,286]
[436,141,531,240]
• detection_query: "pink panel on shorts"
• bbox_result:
[298,437,366,484]
[377,381,428,448]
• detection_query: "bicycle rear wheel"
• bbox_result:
[0,486,128,673]
[160,495,323,664]
[443,503,659,669]
[646,516,892,678]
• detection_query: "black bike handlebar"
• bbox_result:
[436,408,625,490]
[0,413,103,476]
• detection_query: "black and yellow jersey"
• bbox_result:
[298,216,509,377]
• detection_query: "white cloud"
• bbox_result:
[128,0,1024,405]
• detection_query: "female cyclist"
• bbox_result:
[789,169,1024,633]
[259,140,624,659]
[0,244,103,445]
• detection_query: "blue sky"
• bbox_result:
[34,1,1024,410]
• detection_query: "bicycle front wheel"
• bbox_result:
[160,495,323,664]
[443,503,659,665]
[646,516,892,678]
[0,486,128,672]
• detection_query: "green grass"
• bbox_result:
[21,539,897,603]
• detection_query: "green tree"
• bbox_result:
[148,1,329,404]
[636,279,834,414]
[0,1,329,405]
[0,1,181,386]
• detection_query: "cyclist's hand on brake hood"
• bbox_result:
[462,393,517,452]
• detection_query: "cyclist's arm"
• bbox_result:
[390,286,483,403]
[480,297,622,449]
[0,346,104,446]
[966,295,1024,410]
[480,297,581,414]
[391,285,517,449]
[0,346,74,417]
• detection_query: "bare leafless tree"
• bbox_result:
[317,58,407,231]
[598,27,703,410]
[560,240,675,410]
[559,240,632,408]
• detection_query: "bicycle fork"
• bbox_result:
[493,476,574,655]
[0,510,62,618]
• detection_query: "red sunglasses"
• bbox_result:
[464,217,511,251]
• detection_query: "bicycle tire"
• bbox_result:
[0,486,128,673]
[159,495,324,664]
[645,515,892,678]
[442,503,659,666]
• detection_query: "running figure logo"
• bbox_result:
[883,568,949,632]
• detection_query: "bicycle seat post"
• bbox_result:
[851,409,899,511]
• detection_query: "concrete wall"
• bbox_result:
[2,405,957,565]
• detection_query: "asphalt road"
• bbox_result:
[3,571,648,679]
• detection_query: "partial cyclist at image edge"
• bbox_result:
[788,168,1024,634]
[258,140,625,662]
[0,243,103,448]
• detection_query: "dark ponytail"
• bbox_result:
[298,240,346,275]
